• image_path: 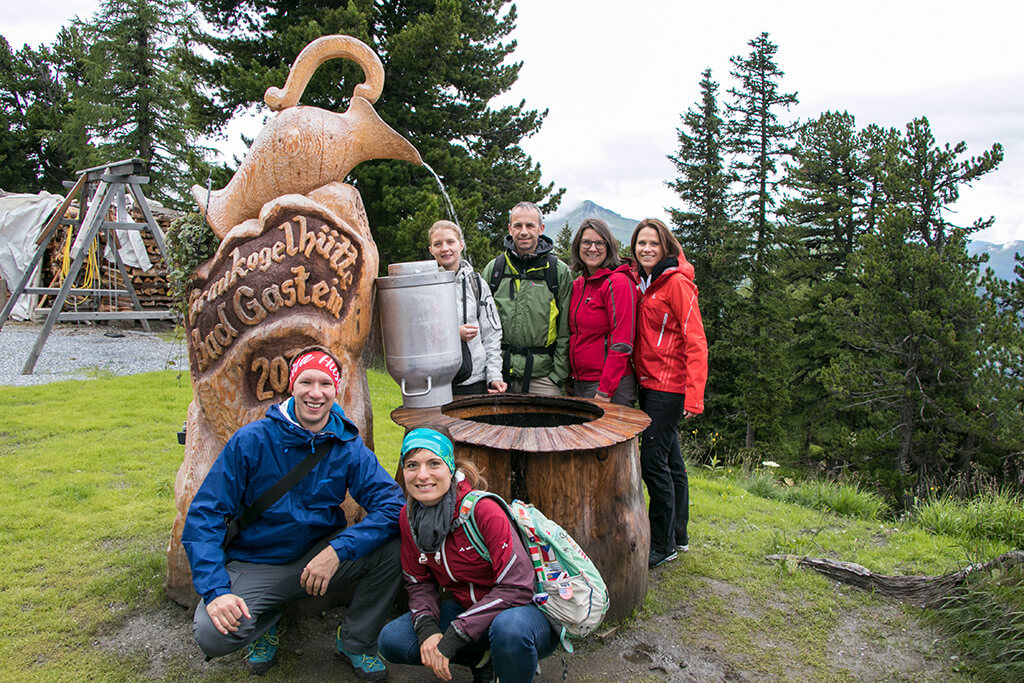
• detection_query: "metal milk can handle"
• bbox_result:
[401,376,434,397]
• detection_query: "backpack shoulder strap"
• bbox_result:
[456,490,506,562]
[473,272,484,315]
[487,255,507,294]
[545,253,560,299]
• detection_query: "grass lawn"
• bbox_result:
[0,369,979,680]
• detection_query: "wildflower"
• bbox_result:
[761,460,780,468]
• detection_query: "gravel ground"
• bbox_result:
[0,321,187,386]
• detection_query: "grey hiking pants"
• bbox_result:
[193,537,401,658]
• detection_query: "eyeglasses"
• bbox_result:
[580,239,606,250]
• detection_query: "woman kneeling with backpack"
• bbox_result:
[378,426,558,682]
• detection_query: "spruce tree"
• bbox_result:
[194,0,561,268]
[67,0,213,207]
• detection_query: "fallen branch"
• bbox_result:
[765,550,1024,606]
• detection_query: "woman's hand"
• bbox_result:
[594,391,611,403]
[488,380,508,393]
[683,410,697,419]
[419,633,451,680]
[459,324,479,342]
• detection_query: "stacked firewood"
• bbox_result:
[42,202,181,311]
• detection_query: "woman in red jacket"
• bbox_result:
[378,426,557,682]
[631,218,708,569]
[567,218,639,406]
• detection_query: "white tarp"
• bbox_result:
[0,192,64,320]
[0,189,155,320]
[70,187,153,272]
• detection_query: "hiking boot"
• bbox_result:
[676,544,690,553]
[246,624,279,675]
[470,650,494,682]
[336,627,387,681]
[648,548,678,568]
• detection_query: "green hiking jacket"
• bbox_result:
[481,234,573,386]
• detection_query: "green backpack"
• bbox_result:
[456,491,610,652]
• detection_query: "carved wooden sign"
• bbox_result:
[165,35,421,607]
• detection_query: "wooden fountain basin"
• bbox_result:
[392,394,651,622]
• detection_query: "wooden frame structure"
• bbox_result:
[0,159,173,374]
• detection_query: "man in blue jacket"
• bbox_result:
[182,347,404,680]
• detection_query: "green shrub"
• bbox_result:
[743,469,783,500]
[783,479,886,520]
[165,212,219,318]
[911,490,1024,547]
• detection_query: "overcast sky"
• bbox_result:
[7,0,1023,243]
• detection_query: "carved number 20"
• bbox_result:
[252,355,290,401]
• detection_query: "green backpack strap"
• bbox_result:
[456,490,496,562]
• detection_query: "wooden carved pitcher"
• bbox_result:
[166,35,422,607]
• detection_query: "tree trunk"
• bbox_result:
[765,551,1024,607]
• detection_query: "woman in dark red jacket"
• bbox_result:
[378,426,557,682]
[631,218,708,569]
[567,218,639,406]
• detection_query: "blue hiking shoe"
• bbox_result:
[336,626,388,681]
[246,623,279,675]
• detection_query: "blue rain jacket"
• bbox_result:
[182,400,404,604]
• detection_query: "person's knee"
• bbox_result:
[378,615,417,665]
[193,606,238,659]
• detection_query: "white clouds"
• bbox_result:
[5,0,1023,241]
[507,0,1024,242]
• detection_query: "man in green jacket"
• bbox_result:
[481,202,572,395]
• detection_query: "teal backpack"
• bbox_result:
[456,491,610,652]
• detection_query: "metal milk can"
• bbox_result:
[376,260,460,408]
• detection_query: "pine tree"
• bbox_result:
[890,117,1003,249]
[666,68,745,438]
[725,32,798,268]
[554,222,573,263]
[820,122,1006,503]
[721,33,799,447]
[194,0,561,268]
[67,0,213,207]
[0,35,83,192]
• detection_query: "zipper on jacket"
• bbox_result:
[656,313,669,347]
[440,542,457,582]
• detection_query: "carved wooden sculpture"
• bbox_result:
[166,35,422,607]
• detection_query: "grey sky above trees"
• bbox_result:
[7,0,1023,243]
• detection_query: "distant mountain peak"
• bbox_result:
[548,200,638,246]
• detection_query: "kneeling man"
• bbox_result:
[182,347,404,680]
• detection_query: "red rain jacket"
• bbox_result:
[568,263,639,397]
[633,254,708,414]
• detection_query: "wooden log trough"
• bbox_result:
[393,393,652,622]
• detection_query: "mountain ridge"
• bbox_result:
[547,200,1020,281]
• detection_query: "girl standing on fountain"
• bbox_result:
[378,426,558,682]
[631,218,708,568]
[567,218,640,406]
[427,221,507,395]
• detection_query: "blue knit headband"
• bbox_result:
[400,428,455,473]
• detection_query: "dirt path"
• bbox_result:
[98,570,959,682]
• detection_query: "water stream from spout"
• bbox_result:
[423,162,460,228]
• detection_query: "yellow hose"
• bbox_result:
[56,228,101,306]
